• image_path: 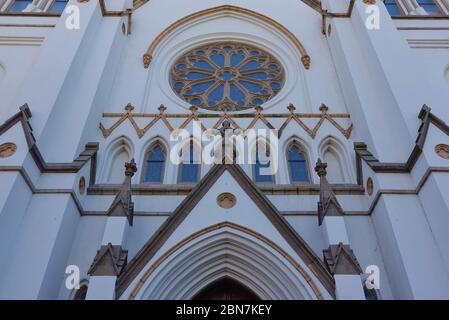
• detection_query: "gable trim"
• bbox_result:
[116,164,335,298]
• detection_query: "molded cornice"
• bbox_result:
[0,104,99,184]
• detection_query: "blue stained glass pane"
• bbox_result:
[245,72,268,80]
[145,162,163,182]
[145,146,165,183]
[383,0,401,15]
[180,145,199,183]
[230,85,245,105]
[186,72,210,80]
[211,52,225,68]
[240,60,262,71]
[8,0,31,12]
[208,84,224,104]
[254,147,273,183]
[180,163,199,182]
[252,98,263,105]
[191,81,215,93]
[171,43,285,111]
[289,146,304,160]
[150,146,164,160]
[50,0,68,14]
[219,71,233,81]
[193,60,215,71]
[191,98,201,106]
[418,0,441,14]
[288,146,309,182]
[290,162,309,182]
[239,81,263,93]
[255,161,273,183]
[231,52,245,66]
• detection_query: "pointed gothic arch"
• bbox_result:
[141,138,168,184]
[100,135,134,183]
[125,222,325,300]
[116,164,335,299]
[141,5,311,70]
[318,136,352,183]
[285,139,312,184]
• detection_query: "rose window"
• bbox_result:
[171,42,285,111]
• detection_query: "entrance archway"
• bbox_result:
[126,223,329,300]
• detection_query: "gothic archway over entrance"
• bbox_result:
[192,277,261,300]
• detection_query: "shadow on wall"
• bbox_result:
[0,64,5,83]
[445,64,449,85]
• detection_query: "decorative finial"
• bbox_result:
[125,159,137,177]
[219,119,232,137]
[301,55,311,70]
[125,103,134,113]
[158,104,167,114]
[319,104,329,113]
[315,158,327,177]
[255,105,263,114]
[143,53,152,69]
[287,103,296,113]
[189,106,198,114]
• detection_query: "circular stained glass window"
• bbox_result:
[170,42,285,111]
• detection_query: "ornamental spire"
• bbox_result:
[106,159,137,226]
[315,158,345,225]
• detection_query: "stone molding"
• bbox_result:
[323,243,363,275]
[0,104,99,183]
[88,243,128,277]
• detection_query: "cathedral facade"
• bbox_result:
[0,0,449,300]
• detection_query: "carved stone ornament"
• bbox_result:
[435,144,449,160]
[79,176,86,195]
[217,192,237,209]
[88,243,128,277]
[366,177,374,196]
[0,142,17,158]
[323,243,363,275]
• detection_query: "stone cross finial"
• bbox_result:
[315,158,344,226]
[319,104,329,113]
[287,103,296,113]
[125,159,137,177]
[158,104,167,114]
[315,158,328,177]
[219,119,232,138]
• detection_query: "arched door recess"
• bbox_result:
[192,277,261,300]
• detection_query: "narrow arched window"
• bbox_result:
[179,141,200,183]
[143,143,165,183]
[287,143,309,183]
[253,141,274,183]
